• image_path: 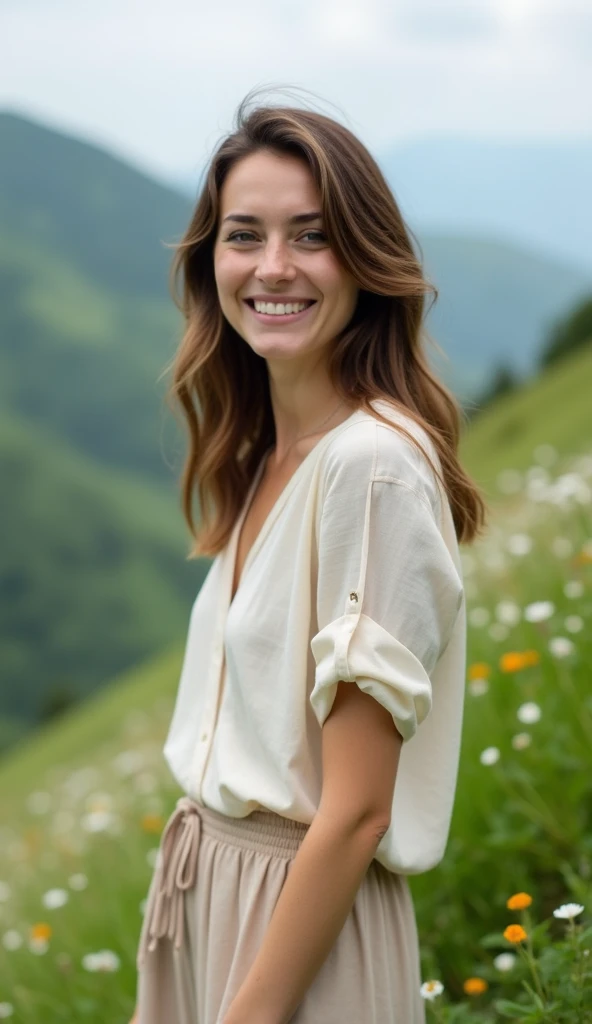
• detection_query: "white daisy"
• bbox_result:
[82,949,121,972]
[517,702,541,725]
[420,980,444,1000]
[493,952,516,972]
[549,636,574,658]
[553,903,584,921]
[480,747,500,766]
[564,580,584,599]
[68,873,88,891]
[512,732,532,750]
[523,601,555,623]
[469,678,489,697]
[42,888,69,910]
[0,1003,14,1019]
[2,930,23,951]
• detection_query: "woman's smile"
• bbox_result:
[242,297,318,325]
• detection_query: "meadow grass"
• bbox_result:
[1,353,592,1021]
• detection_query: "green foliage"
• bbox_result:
[539,293,592,370]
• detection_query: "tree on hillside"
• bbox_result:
[465,362,519,421]
[539,293,592,369]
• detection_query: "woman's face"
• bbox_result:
[213,149,359,367]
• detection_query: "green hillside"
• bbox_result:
[461,340,592,499]
[0,409,209,726]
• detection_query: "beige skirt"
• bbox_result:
[135,796,425,1024]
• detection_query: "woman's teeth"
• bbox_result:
[253,300,310,315]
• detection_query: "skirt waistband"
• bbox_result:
[137,795,311,968]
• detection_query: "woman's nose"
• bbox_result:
[255,240,296,283]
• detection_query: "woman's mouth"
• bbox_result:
[243,298,317,324]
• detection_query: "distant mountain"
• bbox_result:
[420,234,591,400]
[174,136,592,274]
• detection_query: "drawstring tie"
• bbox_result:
[137,796,202,968]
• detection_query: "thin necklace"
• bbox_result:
[273,399,347,465]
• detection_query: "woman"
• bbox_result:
[131,96,488,1024]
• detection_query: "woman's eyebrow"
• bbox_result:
[222,211,322,225]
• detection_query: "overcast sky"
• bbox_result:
[1,0,591,185]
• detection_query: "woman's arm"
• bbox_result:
[222,679,402,1024]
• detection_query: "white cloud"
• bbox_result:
[0,0,589,183]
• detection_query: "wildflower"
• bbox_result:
[2,930,23,951]
[112,750,144,776]
[480,747,500,766]
[500,651,529,673]
[26,791,52,815]
[489,623,508,642]
[564,580,584,599]
[30,923,52,942]
[0,1004,14,1019]
[507,534,532,556]
[512,732,532,750]
[564,615,583,633]
[68,873,88,891]
[81,810,115,833]
[146,848,160,869]
[141,814,165,834]
[553,903,584,921]
[469,678,489,697]
[494,952,516,971]
[463,978,488,995]
[507,892,532,910]
[504,924,527,943]
[42,888,69,910]
[523,601,555,623]
[469,608,490,627]
[548,636,574,657]
[82,949,121,972]
[0,882,12,902]
[420,980,444,1000]
[469,662,491,680]
[517,702,541,725]
[495,601,521,626]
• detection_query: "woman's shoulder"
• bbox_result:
[321,399,443,512]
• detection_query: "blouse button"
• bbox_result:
[349,591,358,603]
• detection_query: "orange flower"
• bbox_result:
[523,650,540,667]
[507,892,532,910]
[463,978,488,995]
[499,652,528,673]
[469,662,491,680]
[141,814,165,834]
[504,924,527,943]
[30,922,52,941]
[574,549,592,566]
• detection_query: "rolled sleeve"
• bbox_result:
[310,434,464,743]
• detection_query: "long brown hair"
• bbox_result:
[163,97,488,558]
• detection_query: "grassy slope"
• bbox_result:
[1,343,591,794]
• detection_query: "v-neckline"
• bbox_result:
[226,407,365,611]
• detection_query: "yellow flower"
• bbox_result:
[469,662,491,680]
[507,892,532,910]
[463,978,488,995]
[504,924,527,943]
[30,922,52,941]
[141,814,165,834]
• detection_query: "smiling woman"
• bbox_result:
[131,92,488,1024]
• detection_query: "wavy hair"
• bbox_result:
[163,97,488,558]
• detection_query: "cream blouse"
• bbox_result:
[163,399,467,875]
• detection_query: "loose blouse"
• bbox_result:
[163,399,467,875]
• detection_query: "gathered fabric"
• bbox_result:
[137,796,203,967]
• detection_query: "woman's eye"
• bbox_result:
[226,231,257,243]
[300,231,327,243]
